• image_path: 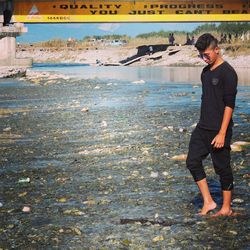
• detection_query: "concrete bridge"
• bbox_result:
[0,23,32,66]
[0,0,31,67]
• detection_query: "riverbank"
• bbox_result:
[16,45,250,68]
[1,45,250,79]
[0,67,27,78]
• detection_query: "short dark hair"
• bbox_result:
[195,33,218,51]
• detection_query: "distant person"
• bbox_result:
[96,59,102,66]
[191,36,195,45]
[223,33,227,43]
[220,33,224,44]
[169,33,175,45]
[168,33,175,45]
[246,31,250,41]
[185,33,192,45]
[228,33,232,44]
[241,32,245,42]
[148,45,153,55]
[186,33,238,217]
[1,0,13,26]
[172,33,175,45]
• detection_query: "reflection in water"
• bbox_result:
[32,65,250,86]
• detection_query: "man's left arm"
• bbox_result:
[211,106,233,148]
[211,68,238,148]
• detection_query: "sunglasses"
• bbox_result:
[198,52,210,60]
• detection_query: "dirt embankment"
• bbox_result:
[16,44,250,68]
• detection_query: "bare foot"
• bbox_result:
[198,201,217,216]
[211,209,236,217]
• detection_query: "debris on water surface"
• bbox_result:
[120,217,182,227]
[22,206,31,213]
[163,126,174,131]
[231,141,250,152]
[101,120,108,128]
[18,192,28,197]
[233,141,250,146]
[229,230,238,235]
[231,144,243,152]
[3,127,11,132]
[171,154,187,161]
[57,198,67,203]
[83,200,96,206]
[150,172,159,178]
[131,79,145,84]
[71,227,82,236]
[162,171,169,176]
[179,128,187,132]
[243,174,250,179]
[152,235,164,242]
[63,209,85,216]
[18,178,30,183]
[81,107,89,112]
[233,198,244,204]
[154,213,159,219]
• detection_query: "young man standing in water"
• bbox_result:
[186,33,238,216]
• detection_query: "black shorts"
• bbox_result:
[186,126,234,191]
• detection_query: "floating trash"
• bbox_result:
[81,107,89,112]
[57,198,67,203]
[230,141,250,152]
[18,192,28,197]
[152,235,164,242]
[101,120,108,128]
[150,172,159,178]
[162,171,169,176]
[171,154,187,161]
[22,206,31,213]
[233,198,244,204]
[18,178,30,183]
[3,127,11,132]
[131,79,145,84]
[179,128,187,132]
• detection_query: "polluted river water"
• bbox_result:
[0,65,249,249]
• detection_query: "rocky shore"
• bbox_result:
[0,67,27,78]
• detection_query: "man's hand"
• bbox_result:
[212,106,233,149]
[211,132,226,148]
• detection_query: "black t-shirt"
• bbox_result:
[198,61,238,131]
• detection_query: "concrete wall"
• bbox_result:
[0,36,16,65]
[0,23,32,67]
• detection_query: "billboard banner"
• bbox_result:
[8,0,250,23]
